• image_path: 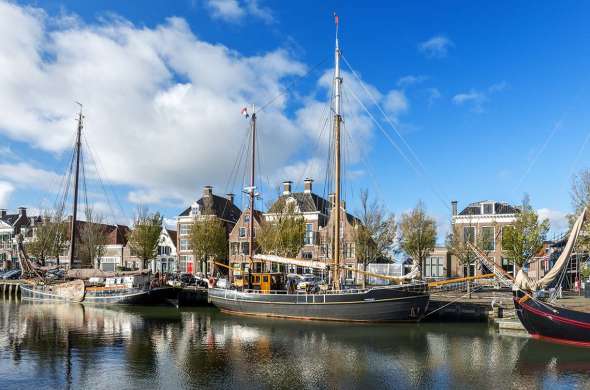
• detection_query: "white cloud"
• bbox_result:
[427,88,441,106]
[384,90,408,117]
[489,81,509,93]
[537,208,569,234]
[0,181,14,207]
[397,75,428,88]
[452,90,486,112]
[0,162,62,192]
[419,35,453,58]
[0,3,387,211]
[204,0,274,24]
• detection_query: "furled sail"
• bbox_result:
[253,254,327,270]
[514,207,586,291]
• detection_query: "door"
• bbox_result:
[260,274,271,292]
[187,261,193,274]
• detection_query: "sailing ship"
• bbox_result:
[513,208,590,347]
[19,106,169,304]
[208,17,429,322]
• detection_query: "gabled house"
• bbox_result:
[176,186,241,274]
[0,207,42,268]
[149,228,177,273]
[228,208,263,279]
[263,179,330,266]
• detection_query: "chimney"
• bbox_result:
[0,209,6,218]
[18,207,27,218]
[342,200,346,210]
[451,201,458,216]
[282,181,292,195]
[202,185,213,197]
[328,193,336,205]
[304,178,313,194]
[226,193,235,204]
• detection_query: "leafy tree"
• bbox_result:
[189,218,228,276]
[257,202,305,258]
[78,209,107,268]
[502,196,550,267]
[399,201,437,277]
[353,189,397,286]
[128,207,163,270]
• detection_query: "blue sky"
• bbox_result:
[1,0,590,240]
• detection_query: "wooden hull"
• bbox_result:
[208,284,429,322]
[20,280,86,302]
[513,291,590,347]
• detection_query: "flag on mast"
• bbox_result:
[241,107,249,118]
[334,12,339,25]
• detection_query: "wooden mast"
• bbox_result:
[69,106,83,268]
[332,14,342,290]
[248,106,256,289]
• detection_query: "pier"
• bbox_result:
[0,280,21,299]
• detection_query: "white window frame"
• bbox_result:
[481,226,496,251]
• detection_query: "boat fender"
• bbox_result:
[208,277,216,288]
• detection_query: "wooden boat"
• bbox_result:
[20,279,86,302]
[513,208,590,347]
[208,16,430,322]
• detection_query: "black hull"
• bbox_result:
[83,287,173,305]
[513,291,590,347]
[209,284,429,322]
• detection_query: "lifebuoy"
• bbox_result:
[208,277,216,288]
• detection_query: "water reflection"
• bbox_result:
[1,301,589,389]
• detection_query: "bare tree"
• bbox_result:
[570,169,590,250]
[78,209,107,268]
[353,189,397,287]
[399,201,437,278]
[257,201,305,258]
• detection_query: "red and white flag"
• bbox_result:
[334,12,339,25]
[241,107,249,118]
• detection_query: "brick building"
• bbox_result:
[176,185,241,274]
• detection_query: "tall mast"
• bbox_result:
[332,14,342,290]
[248,106,256,289]
[69,106,83,267]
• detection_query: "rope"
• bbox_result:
[420,284,485,320]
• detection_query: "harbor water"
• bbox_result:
[1,301,589,389]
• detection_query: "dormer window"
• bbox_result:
[482,202,494,215]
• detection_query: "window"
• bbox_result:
[501,257,514,276]
[239,227,246,238]
[344,243,355,259]
[304,223,314,245]
[180,239,190,251]
[482,202,494,215]
[463,226,475,244]
[481,226,495,251]
[241,242,249,255]
[231,242,240,256]
[425,256,444,278]
[180,224,190,236]
[302,252,313,259]
[244,214,250,224]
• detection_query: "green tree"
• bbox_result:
[502,196,550,267]
[128,207,163,271]
[78,209,107,268]
[353,189,397,286]
[257,202,305,258]
[189,218,228,276]
[399,201,437,277]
